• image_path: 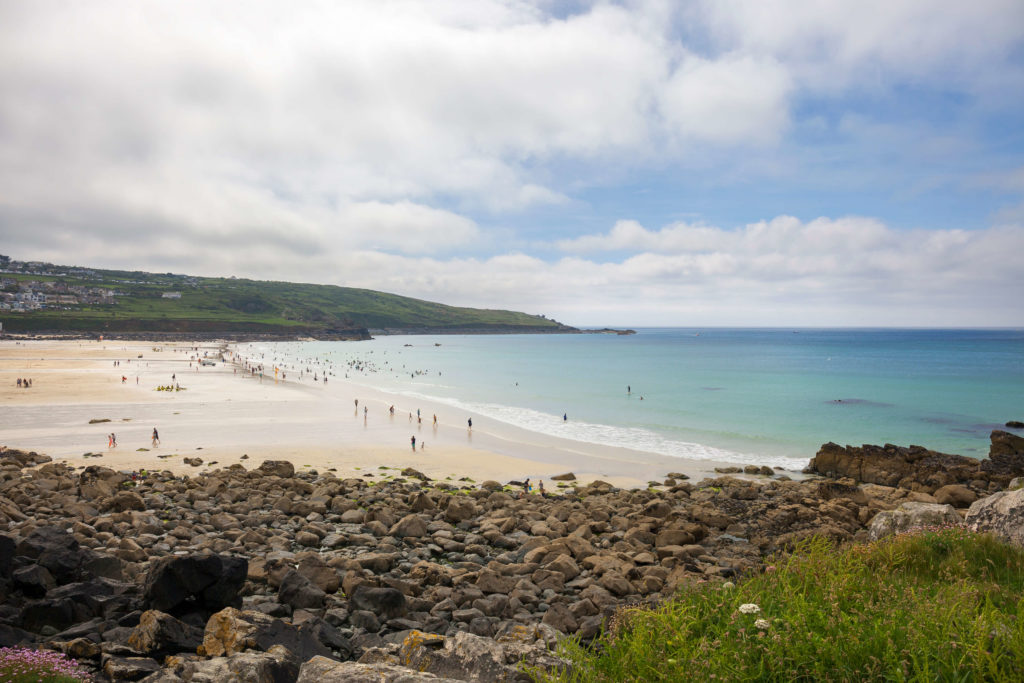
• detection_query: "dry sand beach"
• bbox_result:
[0,338,731,488]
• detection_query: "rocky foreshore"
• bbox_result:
[2,430,1023,682]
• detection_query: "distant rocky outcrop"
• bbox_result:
[805,430,1024,495]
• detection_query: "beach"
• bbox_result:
[0,338,732,488]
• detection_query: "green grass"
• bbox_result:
[539,528,1024,682]
[2,261,572,334]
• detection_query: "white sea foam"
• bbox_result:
[393,389,809,470]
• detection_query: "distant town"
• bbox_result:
[0,254,197,312]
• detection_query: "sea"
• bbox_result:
[237,328,1024,471]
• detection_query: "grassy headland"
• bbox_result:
[0,257,573,337]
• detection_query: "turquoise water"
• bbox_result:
[240,329,1024,470]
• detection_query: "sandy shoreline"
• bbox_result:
[0,338,742,488]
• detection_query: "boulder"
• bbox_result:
[103,490,147,512]
[984,431,1024,478]
[444,498,477,523]
[257,460,296,478]
[142,554,247,617]
[0,534,15,579]
[389,514,428,538]
[15,526,89,584]
[550,473,576,481]
[965,488,1024,547]
[350,585,407,620]
[867,502,961,541]
[279,569,327,610]
[158,645,298,683]
[933,484,977,508]
[401,467,430,481]
[297,656,461,682]
[103,655,162,681]
[297,556,340,593]
[201,607,332,661]
[541,602,578,634]
[127,609,205,658]
[392,629,569,683]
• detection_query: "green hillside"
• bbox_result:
[0,257,572,337]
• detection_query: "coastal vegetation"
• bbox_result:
[0,256,571,336]
[541,527,1024,683]
[0,647,92,682]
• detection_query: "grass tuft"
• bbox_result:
[538,527,1024,682]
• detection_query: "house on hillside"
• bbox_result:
[162,291,182,299]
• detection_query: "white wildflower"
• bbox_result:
[754,618,770,630]
[738,603,761,614]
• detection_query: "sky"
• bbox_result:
[1,0,1023,327]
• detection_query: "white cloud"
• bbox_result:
[660,54,792,145]
[695,0,1024,92]
[0,1,1021,328]
[543,216,1024,324]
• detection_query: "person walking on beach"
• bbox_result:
[563,413,567,422]
[411,435,416,450]
[467,417,472,430]
[152,428,160,447]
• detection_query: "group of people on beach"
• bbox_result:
[520,478,547,498]
[15,378,32,388]
[105,428,159,449]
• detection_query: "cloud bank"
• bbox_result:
[1,0,1022,325]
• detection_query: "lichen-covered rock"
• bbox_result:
[965,488,1024,547]
[867,502,961,541]
[127,610,204,658]
[147,644,298,683]
[201,607,332,661]
[297,656,462,682]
